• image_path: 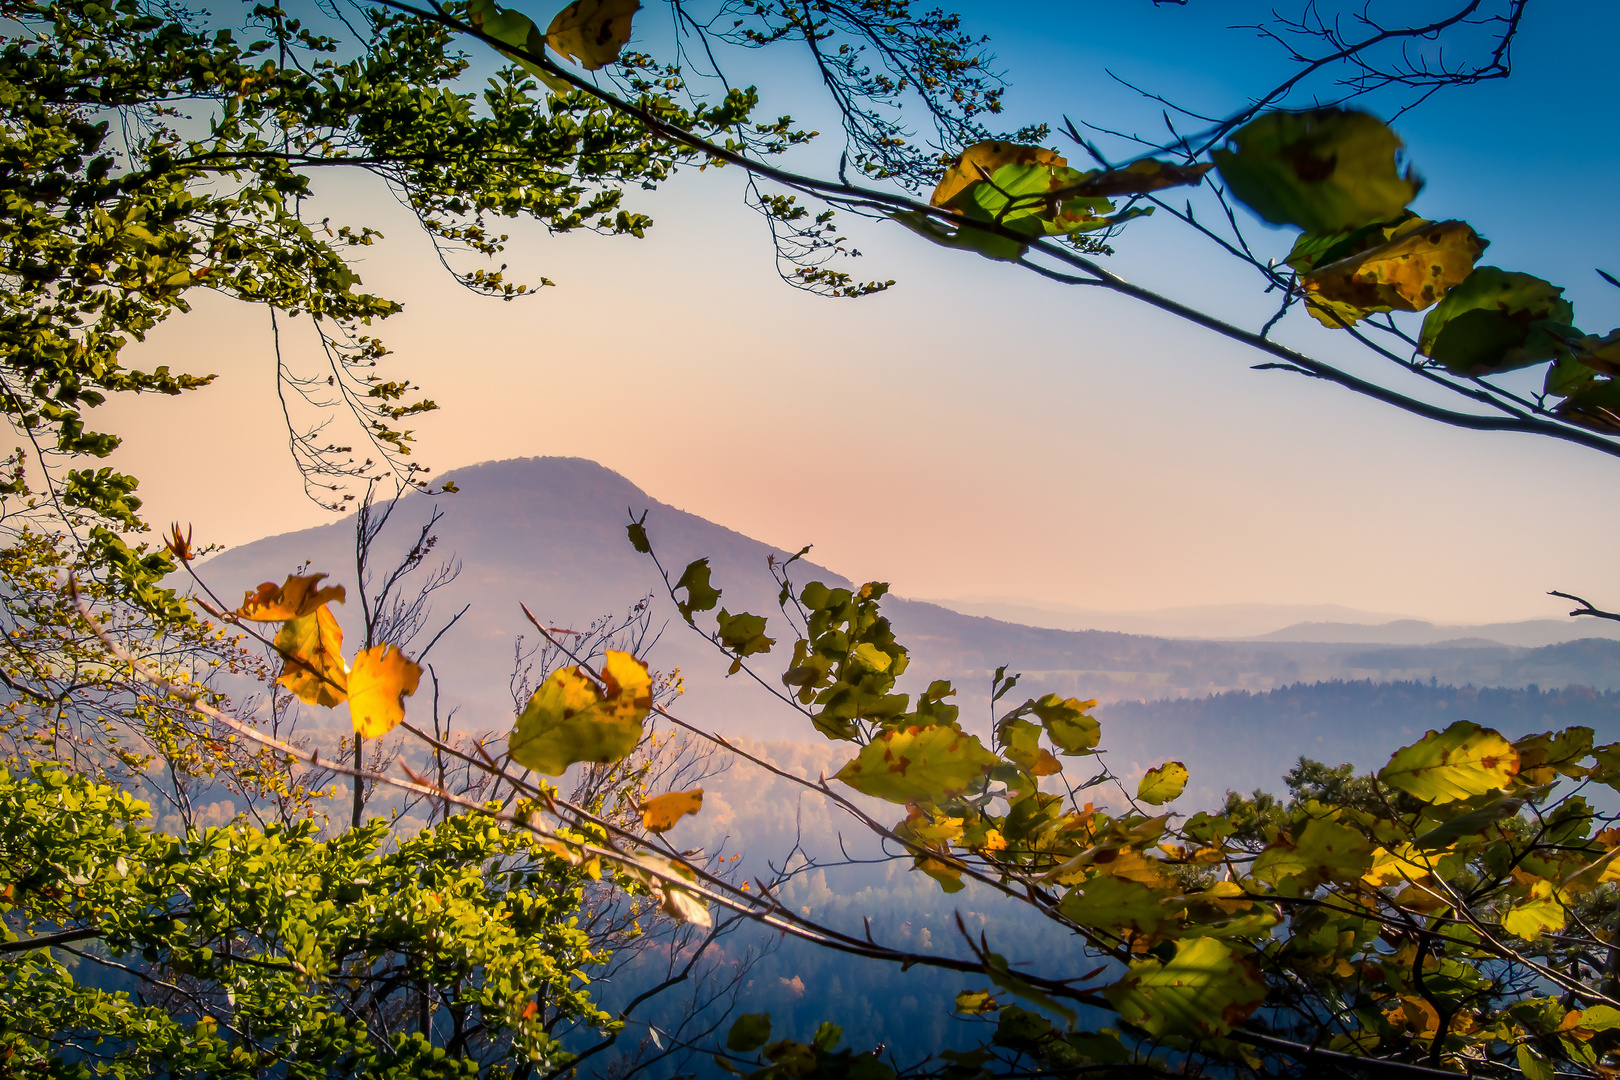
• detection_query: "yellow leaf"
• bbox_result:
[833,725,998,804]
[954,989,999,1015]
[1378,721,1519,804]
[508,650,652,775]
[1302,219,1486,327]
[640,788,703,833]
[916,854,965,893]
[237,573,345,621]
[931,141,1064,210]
[274,606,349,707]
[1251,818,1374,895]
[1502,877,1568,940]
[545,0,639,70]
[1137,762,1188,806]
[634,855,711,927]
[1363,843,1451,887]
[347,644,423,739]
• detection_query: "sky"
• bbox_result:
[100,0,1620,626]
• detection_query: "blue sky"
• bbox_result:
[111,0,1620,624]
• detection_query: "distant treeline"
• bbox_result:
[1102,679,1620,739]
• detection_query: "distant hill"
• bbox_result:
[197,457,1620,747]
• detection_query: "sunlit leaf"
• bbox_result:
[1514,727,1595,785]
[1059,872,1179,935]
[1104,937,1267,1038]
[466,0,572,93]
[727,1013,773,1052]
[1137,761,1188,806]
[634,853,711,927]
[508,650,651,775]
[1029,694,1100,754]
[546,0,639,70]
[954,989,999,1015]
[347,644,422,738]
[931,142,1065,209]
[1213,108,1422,233]
[1378,720,1519,804]
[640,788,702,833]
[1417,267,1576,375]
[274,606,349,707]
[1301,220,1487,327]
[833,725,998,804]
[236,573,345,621]
[1502,877,1568,940]
[1251,817,1373,894]
[1064,158,1213,197]
[916,854,966,893]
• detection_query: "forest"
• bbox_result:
[6,0,1620,1077]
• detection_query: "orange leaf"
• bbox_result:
[274,606,349,707]
[238,573,346,621]
[348,644,423,739]
[640,788,703,833]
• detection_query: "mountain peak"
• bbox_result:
[435,456,649,505]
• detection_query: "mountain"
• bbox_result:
[197,456,1620,752]
[1249,618,1620,647]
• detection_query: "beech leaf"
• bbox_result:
[347,644,423,739]
[1213,108,1422,233]
[508,650,651,775]
[640,788,703,833]
[1104,937,1267,1038]
[1137,761,1188,806]
[545,0,639,70]
[274,606,349,707]
[1251,817,1374,894]
[1378,720,1519,804]
[237,573,345,621]
[1301,219,1487,327]
[1417,267,1576,375]
[834,725,998,804]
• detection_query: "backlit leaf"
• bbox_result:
[1378,720,1519,804]
[466,0,571,92]
[1062,158,1212,198]
[1251,817,1373,894]
[274,606,349,707]
[634,854,711,927]
[1104,937,1267,1038]
[237,573,345,621]
[1502,878,1568,940]
[954,989,999,1015]
[546,0,640,70]
[727,1013,773,1052]
[1030,694,1100,754]
[640,788,702,833]
[1301,219,1487,327]
[916,854,965,893]
[1137,762,1188,806]
[834,725,998,804]
[931,142,1064,209]
[508,650,651,775]
[1417,267,1576,375]
[674,559,720,625]
[1213,108,1422,233]
[347,644,422,738]
[716,608,773,674]
[1059,872,1178,935]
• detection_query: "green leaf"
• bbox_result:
[715,608,774,673]
[508,650,651,774]
[1417,267,1576,375]
[1517,1041,1555,1080]
[1213,108,1422,233]
[1058,873,1178,935]
[626,509,650,553]
[1137,762,1188,806]
[1104,937,1267,1038]
[764,1040,817,1077]
[1029,694,1100,754]
[726,1012,773,1052]
[811,1022,842,1053]
[1250,817,1373,895]
[674,558,721,625]
[1378,720,1520,804]
[834,725,998,804]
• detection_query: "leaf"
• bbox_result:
[954,989,1000,1015]
[1137,762,1188,806]
[236,573,345,621]
[1517,1043,1555,1080]
[1059,873,1178,935]
[1063,158,1213,197]
[1213,108,1422,233]
[640,788,702,833]
[1417,267,1576,375]
[546,0,640,70]
[916,854,965,893]
[716,608,774,673]
[727,1013,773,1052]
[1378,720,1519,804]
[764,1041,817,1078]
[635,854,711,927]
[274,606,349,707]
[1502,877,1568,940]
[674,559,720,625]
[626,510,650,553]
[466,0,572,93]
[1301,219,1487,327]
[1250,818,1374,894]
[833,725,998,804]
[508,650,651,775]
[1030,694,1101,754]
[347,644,422,738]
[1515,727,1595,785]
[1104,937,1267,1038]
[931,142,1065,209]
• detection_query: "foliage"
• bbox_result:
[0,765,615,1076]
